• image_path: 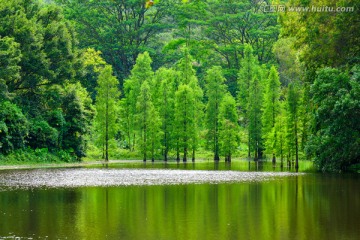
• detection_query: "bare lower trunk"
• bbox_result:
[295,123,299,171]
[164,147,168,162]
[176,141,180,162]
[183,146,187,162]
[225,153,231,162]
[272,153,276,164]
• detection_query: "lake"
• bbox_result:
[0,161,359,240]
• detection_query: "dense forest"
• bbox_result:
[0,0,359,171]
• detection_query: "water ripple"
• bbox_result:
[0,168,304,189]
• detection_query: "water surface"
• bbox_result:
[0,161,359,240]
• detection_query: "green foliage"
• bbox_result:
[0,36,21,100]
[203,0,279,94]
[0,148,76,164]
[0,0,77,92]
[274,101,287,166]
[174,84,196,162]
[0,0,93,161]
[121,52,154,151]
[94,65,120,161]
[174,49,203,161]
[57,0,171,85]
[219,93,239,162]
[272,37,302,86]
[262,66,281,160]
[28,119,58,150]
[0,101,28,154]
[237,44,259,119]
[62,83,94,159]
[204,66,226,160]
[306,67,360,171]
[280,0,360,80]
[80,48,107,101]
[154,67,177,160]
[136,80,161,161]
[248,67,264,160]
[177,48,197,85]
[286,82,301,168]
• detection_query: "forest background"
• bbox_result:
[0,0,359,171]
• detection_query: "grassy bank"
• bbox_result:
[0,148,77,166]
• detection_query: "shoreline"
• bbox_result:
[0,160,146,170]
[0,159,262,171]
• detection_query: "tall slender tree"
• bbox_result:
[174,84,196,162]
[136,80,161,162]
[262,66,281,164]
[237,44,259,158]
[205,66,226,161]
[219,93,239,162]
[94,66,120,161]
[286,83,301,170]
[176,49,203,161]
[275,101,287,168]
[154,68,177,161]
[121,52,153,151]
[248,67,264,161]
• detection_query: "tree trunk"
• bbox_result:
[226,153,231,162]
[183,146,187,162]
[214,103,220,161]
[176,141,180,162]
[295,122,299,171]
[272,153,276,164]
[151,141,155,162]
[105,101,109,162]
[164,131,168,161]
[143,125,147,162]
[164,147,168,162]
[132,133,136,152]
[248,131,251,159]
[192,148,195,162]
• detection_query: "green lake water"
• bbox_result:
[0,161,359,240]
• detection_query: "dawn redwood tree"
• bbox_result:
[286,83,301,170]
[154,68,177,161]
[176,49,203,161]
[121,52,153,151]
[237,44,260,158]
[205,66,226,161]
[248,68,264,161]
[174,84,196,162]
[136,80,161,162]
[94,66,120,161]
[275,101,287,168]
[219,93,239,162]
[262,66,281,164]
